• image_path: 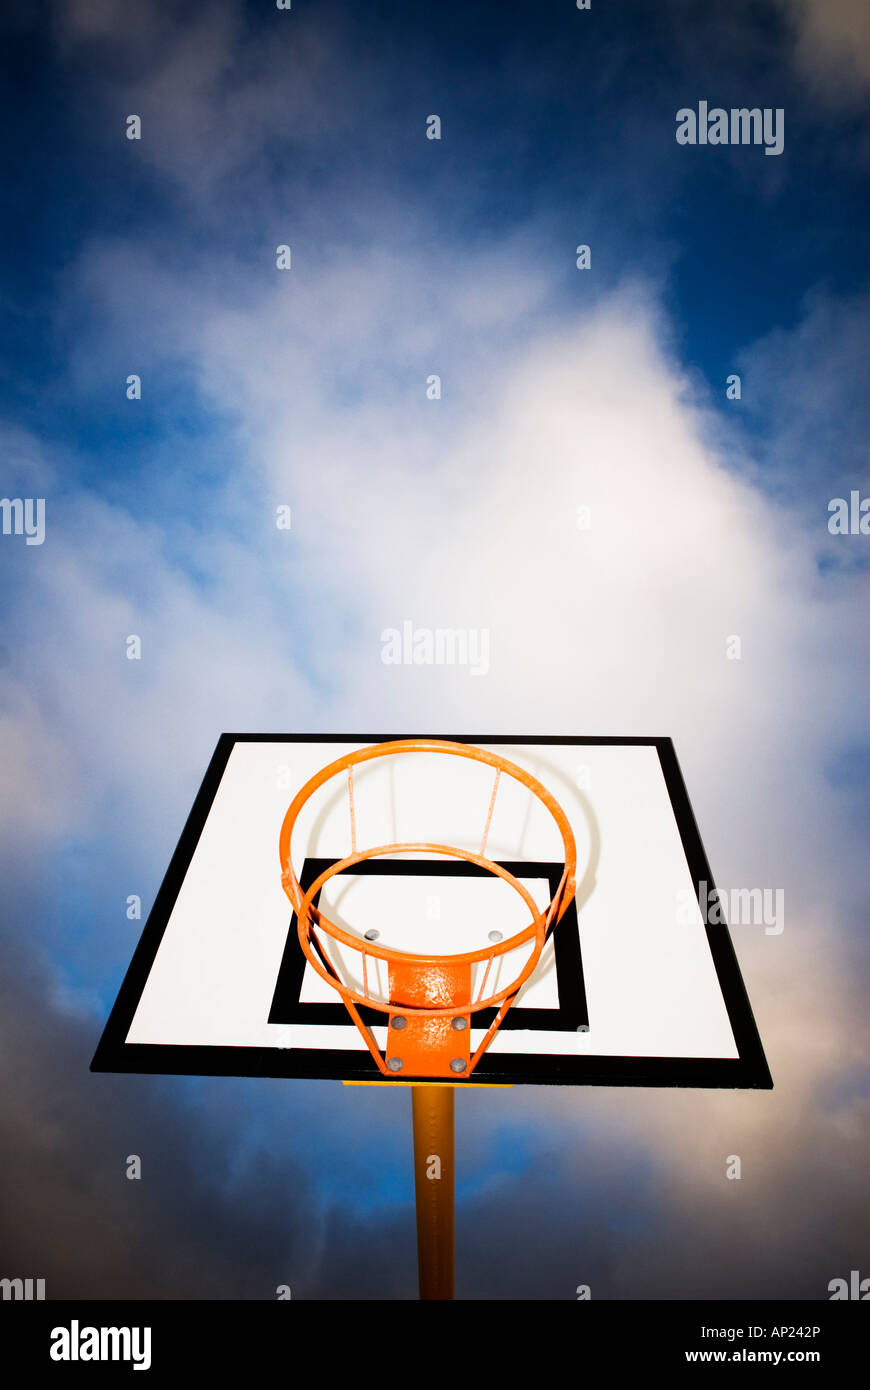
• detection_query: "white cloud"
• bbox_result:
[3,222,869,1295]
[7,245,869,951]
[777,0,870,102]
[51,0,357,200]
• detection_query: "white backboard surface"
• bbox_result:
[92,735,771,1088]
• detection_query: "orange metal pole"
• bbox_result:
[411,1085,454,1300]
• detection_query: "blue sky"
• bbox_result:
[1,0,868,1299]
[2,3,867,438]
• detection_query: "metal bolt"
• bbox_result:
[488,930,503,943]
[387,1057,403,1071]
[391,1015,407,1029]
[451,1016,468,1031]
[449,1058,467,1073]
[364,928,380,941]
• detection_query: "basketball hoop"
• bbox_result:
[278,739,578,1079]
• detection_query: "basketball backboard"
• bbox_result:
[92,735,771,1088]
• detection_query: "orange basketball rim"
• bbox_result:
[278,739,578,1080]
